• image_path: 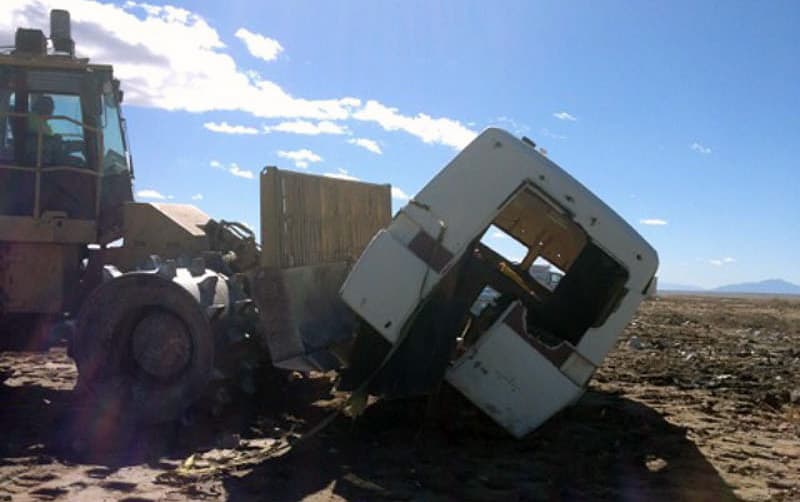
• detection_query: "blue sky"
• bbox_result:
[3,0,798,288]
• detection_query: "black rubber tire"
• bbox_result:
[73,273,214,424]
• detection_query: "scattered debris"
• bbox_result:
[1,295,798,501]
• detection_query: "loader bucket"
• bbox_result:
[252,167,391,371]
[249,262,355,372]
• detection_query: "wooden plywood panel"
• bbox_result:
[260,167,282,267]
[260,167,391,268]
[318,174,391,266]
[283,173,322,267]
[493,187,587,272]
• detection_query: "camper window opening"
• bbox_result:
[476,185,629,347]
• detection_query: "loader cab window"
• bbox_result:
[0,90,37,216]
[28,93,87,168]
[0,91,14,164]
[100,89,130,175]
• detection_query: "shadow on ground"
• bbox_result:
[1,351,740,501]
[0,353,307,470]
[223,389,740,501]
[0,369,172,468]
[0,353,341,472]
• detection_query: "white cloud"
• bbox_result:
[491,116,530,134]
[278,149,322,163]
[553,111,577,121]
[277,149,322,168]
[690,142,712,154]
[191,193,203,200]
[540,128,566,140]
[228,163,254,179]
[353,100,477,150]
[348,137,383,154]
[391,186,410,201]
[0,1,359,118]
[204,121,259,135]
[639,218,668,226]
[234,27,283,62]
[710,257,736,266]
[710,257,734,266]
[211,159,254,179]
[491,231,510,239]
[324,172,360,181]
[0,1,474,150]
[263,120,348,135]
[137,189,166,199]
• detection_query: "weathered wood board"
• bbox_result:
[260,167,391,268]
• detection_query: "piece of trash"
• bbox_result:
[181,454,197,470]
[645,456,668,472]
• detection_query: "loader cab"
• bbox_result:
[0,21,134,243]
[0,13,135,317]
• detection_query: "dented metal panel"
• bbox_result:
[446,302,584,438]
[249,262,355,372]
[339,229,440,344]
[0,242,79,314]
[114,202,211,269]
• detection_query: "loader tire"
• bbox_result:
[73,273,214,424]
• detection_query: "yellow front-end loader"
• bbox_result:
[0,10,391,422]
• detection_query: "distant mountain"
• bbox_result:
[713,279,800,295]
[658,279,800,295]
[659,282,706,292]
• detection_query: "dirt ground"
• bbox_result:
[1,295,798,501]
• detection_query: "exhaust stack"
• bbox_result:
[50,9,74,56]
